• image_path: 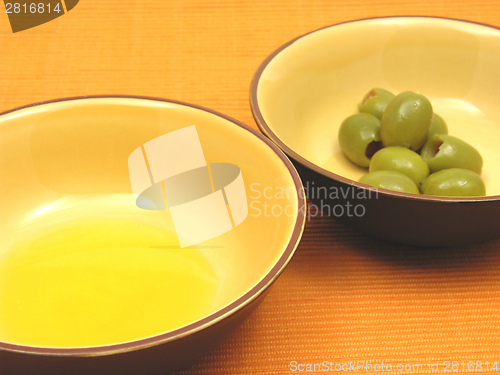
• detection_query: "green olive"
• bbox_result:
[338,113,382,167]
[358,170,420,194]
[421,168,486,197]
[358,88,395,120]
[420,134,483,175]
[427,113,448,139]
[381,91,433,150]
[369,146,429,185]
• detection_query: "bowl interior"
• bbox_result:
[0,98,301,349]
[255,17,500,196]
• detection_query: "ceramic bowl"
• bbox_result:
[251,17,500,247]
[0,96,305,374]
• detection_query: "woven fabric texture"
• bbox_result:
[1,1,500,374]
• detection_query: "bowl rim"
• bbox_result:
[0,95,307,356]
[250,15,500,203]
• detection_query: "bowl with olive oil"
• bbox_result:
[0,96,305,374]
[251,17,500,247]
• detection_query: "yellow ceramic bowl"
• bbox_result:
[0,96,305,374]
[251,17,500,247]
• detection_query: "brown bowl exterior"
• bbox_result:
[292,161,500,248]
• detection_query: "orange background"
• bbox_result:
[1,1,500,374]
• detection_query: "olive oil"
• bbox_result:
[0,195,219,348]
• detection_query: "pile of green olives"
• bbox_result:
[338,88,486,197]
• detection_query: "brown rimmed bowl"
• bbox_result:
[251,16,500,247]
[0,96,305,374]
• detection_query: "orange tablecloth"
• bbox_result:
[1,1,500,374]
